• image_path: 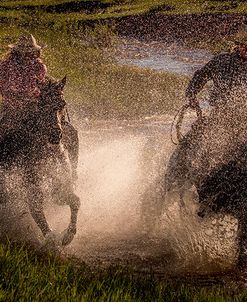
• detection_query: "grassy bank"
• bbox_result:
[0,0,247,24]
[0,24,188,119]
[1,1,246,118]
[0,242,247,302]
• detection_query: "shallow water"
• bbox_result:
[0,36,243,281]
[115,39,213,75]
[46,118,240,275]
[0,116,239,278]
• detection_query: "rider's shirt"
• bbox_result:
[0,56,47,110]
[186,51,247,106]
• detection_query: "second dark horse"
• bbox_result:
[165,103,247,269]
[0,77,80,246]
[142,101,247,270]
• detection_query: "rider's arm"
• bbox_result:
[32,60,47,97]
[35,59,47,83]
[185,55,221,106]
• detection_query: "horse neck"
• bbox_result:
[21,111,47,144]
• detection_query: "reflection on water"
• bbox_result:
[116,39,213,75]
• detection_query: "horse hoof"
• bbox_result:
[42,231,63,253]
[62,229,76,246]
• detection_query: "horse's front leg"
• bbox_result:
[62,192,80,246]
[50,158,81,246]
[140,179,167,234]
[51,184,80,246]
[23,167,51,237]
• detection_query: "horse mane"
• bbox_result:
[38,76,67,107]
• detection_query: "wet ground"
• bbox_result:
[0,115,242,285]
[64,118,238,278]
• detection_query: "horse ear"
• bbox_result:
[57,76,67,90]
[36,77,51,90]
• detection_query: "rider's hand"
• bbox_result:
[31,87,41,98]
[188,97,199,109]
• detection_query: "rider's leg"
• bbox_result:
[0,110,15,144]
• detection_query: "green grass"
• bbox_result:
[0,1,246,119]
[0,242,247,301]
[0,24,188,119]
[0,0,246,26]
[1,0,247,12]
[0,0,90,5]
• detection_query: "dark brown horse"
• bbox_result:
[143,101,247,269]
[164,102,247,269]
[0,77,80,246]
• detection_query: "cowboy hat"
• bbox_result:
[8,34,46,52]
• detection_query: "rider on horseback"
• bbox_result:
[0,34,79,181]
[0,34,47,140]
[186,28,247,110]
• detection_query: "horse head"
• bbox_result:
[38,76,67,144]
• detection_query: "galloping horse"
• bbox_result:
[145,99,247,269]
[0,77,80,246]
[164,100,247,268]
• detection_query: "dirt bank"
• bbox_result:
[115,13,246,44]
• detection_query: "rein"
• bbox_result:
[170,103,203,145]
[66,107,71,123]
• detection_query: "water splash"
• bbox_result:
[0,117,240,275]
